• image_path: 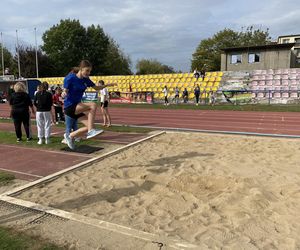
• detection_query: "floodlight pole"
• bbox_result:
[1,32,4,77]
[16,29,21,79]
[34,27,39,78]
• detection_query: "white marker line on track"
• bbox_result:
[0,168,43,178]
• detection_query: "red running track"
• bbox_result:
[1,104,300,136]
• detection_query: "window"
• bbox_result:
[282,38,290,44]
[231,54,242,64]
[248,53,260,63]
[295,38,300,45]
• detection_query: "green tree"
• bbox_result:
[136,59,175,75]
[103,38,132,75]
[42,19,88,75]
[42,19,132,76]
[0,45,17,76]
[86,24,109,75]
[191,27,272,71]
[16,46,56,78]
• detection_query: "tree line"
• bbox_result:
[0,20,271,77]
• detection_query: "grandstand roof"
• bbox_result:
[221,43,295,52]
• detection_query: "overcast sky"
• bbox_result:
[0,0,299,72]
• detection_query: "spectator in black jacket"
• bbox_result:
[34,82,53,145]
[9,82,35,142]
[183,88,189,103]
[194,85,200,106]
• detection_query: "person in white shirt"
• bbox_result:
[98,80,111,127]
[162,85,169,105]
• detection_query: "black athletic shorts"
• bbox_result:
[100,101,109,108]
[64,104,85,120]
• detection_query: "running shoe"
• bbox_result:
[86,129,103,139]
[64,133,75,150]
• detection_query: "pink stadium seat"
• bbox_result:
[251,81,258,86]
[282,92,289,98]
[253,70,262,75]
[267,69,274,75]
[258,75,266,80]
[274,80,281,86]
[289,74,297,80]
[274,92,281,98]
[289,69,297,74]
[274,86,281,91]
[259,86,266,90]
[274,75,281,80]
[251,86,258,90]
[266,75,273,80]
[259,81,266,86]
[252,75,259,80]
[290,92,298,98]
[266,80,273,86]
[281,74,289,80]
[282,69,289,74]
[275,69,282,75]
[261,70,267,75]
[290,80,297,85]
[257,93,265,98]
[282,80,289,85]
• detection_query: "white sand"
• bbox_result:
[18,133,300,249]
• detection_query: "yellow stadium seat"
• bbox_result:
[217,72,223,77]
[190,93,195,99]
[206,72,212,77]
[212,72,217,77]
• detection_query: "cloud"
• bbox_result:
[0,0,299,72]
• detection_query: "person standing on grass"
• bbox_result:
[9,82,35,142]
[162,85,169,105]
[34,82,53,145]
[98,80,112,127]
[62,60,116,150]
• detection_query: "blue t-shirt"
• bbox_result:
[63,73,95,108]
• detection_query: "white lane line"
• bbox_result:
[0,168,43,178]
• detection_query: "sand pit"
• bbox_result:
[17,133,300,249]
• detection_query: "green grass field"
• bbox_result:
[111,103,300,112]
[0,172,15,186]
[0,226,64,250]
